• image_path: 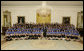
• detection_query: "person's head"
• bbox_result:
[17,30,19,31]
[69,31,70,32]
[57,30,59,32]
[33,34,34,35]
[37,34,38,35]
[64,30,65,32]
[15,30,16,32]
[6,30,8,32]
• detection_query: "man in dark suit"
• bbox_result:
[43,26,47,37]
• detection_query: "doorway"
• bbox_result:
[17,16,25,24]
[3,10,11,27]
[62,17,70,24]
[4,15,7,27]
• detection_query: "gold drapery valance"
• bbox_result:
[37,8,51,17]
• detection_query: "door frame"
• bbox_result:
[17,16,25,24]
[62,16,71,24]
[77,11,83,28]
[3,10,11,27]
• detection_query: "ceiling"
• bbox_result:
[1,1,83,6]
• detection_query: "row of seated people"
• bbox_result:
[6,30,78,35]
[6,28,78,35]
[5,29,80,41]
[5,23,80,41]
[5,33,80,41]
[46,30,80,41]
[46,28,80,41]
[5,28,42,40]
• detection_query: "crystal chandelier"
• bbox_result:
[37,1,51,17]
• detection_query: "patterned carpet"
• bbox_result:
[1,39,83,50]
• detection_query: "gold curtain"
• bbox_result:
[36,8,51,24]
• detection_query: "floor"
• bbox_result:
[1,35,5,41]
[80,36,83,41]
[1,39,83,50]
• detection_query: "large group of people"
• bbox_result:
[5,23,80,41]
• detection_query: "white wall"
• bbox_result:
[1,6,40,26]
[1,6,83,32]
[51,6,83,27]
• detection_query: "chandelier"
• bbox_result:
[37,1,51,17]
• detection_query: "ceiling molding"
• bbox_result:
[1,1,83,6]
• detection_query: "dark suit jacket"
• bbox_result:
[43,27,47,37]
